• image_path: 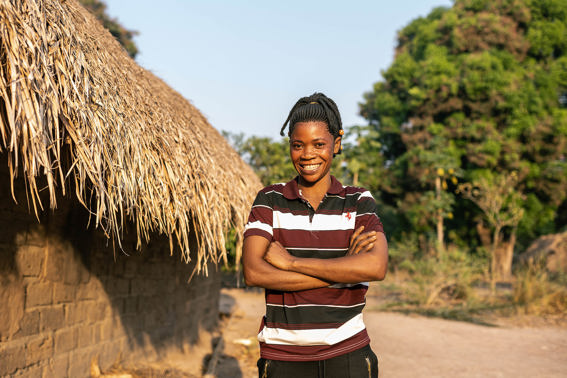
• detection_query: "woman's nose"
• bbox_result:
[301,145,315,159]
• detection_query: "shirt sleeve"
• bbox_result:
[243,190,274,242]
[355,190,384,234]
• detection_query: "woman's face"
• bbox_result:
[289,121,341,186]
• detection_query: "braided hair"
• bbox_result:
[280,93,344,154]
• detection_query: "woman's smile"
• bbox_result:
[300,163,322,172]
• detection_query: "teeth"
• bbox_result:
[303,164,320,170]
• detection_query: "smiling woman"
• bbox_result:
[242,93,388,378]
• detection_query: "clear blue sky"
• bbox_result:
[104,0,453,139]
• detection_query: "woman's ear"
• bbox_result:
[333,136,342,154]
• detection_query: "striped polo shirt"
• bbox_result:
[243,175,384,361]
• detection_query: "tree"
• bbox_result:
[458,173,524,284]
[359,0,567,254]
[78,0,139,58]
[223,132,297,186]
[341,125,385,190]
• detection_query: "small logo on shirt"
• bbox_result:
[345,212,352,220]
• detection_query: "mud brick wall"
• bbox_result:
[0,163,221,377]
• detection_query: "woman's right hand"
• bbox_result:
[347,226,377,256]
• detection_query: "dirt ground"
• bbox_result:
[212,287,567,378]
[109,286,567,377]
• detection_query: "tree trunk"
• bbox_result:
[476,221,492,248]
[491,226,501,293]
[435,176,444,252]
[494,228,516,280]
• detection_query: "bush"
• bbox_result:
[391,241,485,307]
[513,261,567,315]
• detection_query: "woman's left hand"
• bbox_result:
[264,241,295,271]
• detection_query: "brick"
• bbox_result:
[53,283,76,304]
[78,265,91,284]
[15,245,45,276]
[42,354,68,378]
[120,313,141,332]
[123,259,137,278]
[64,302,79,325]
[17,309,40,336]
[44,248,66,283]
[110,317,125,339]
[13,228,46,248]
[77,324,93,348]
[109,297,124,314]
[110,260,125,276]
[90,301,109,323]
[123,296,137,314]
[114,278,130,296]
[76,279,99,300]
[166,278,176,293]
[25,281,53,307]
[54,327,77,354]
[25,334,54,365]
[39,306,65,332]
[92,322,101,344]
[63,255,82,285]
[145,279,159,296]
[130,280,144,296]
[68,348,92,378]
[0,344,25,376]
[99,320,112,342]
[68,300,96,325]
[99,340,122,371]
[13,364,42,377]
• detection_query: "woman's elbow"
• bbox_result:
[373,266,387,281]
[242,268,254,287]
[242,265,261,287]
[369,254,388,281]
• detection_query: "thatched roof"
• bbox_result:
[0,0,261,274]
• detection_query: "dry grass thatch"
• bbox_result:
[0,0,261,274]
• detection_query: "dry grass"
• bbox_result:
[513,262,567,316]
[0,0,261,274]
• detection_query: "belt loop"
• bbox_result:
[318,359,325,378]
[347,347,351,376]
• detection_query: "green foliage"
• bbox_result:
[223,132,297,185]
[79,0,139,58]
[390,239,486,306]
[358,0,567,251]
[341,125,385,191]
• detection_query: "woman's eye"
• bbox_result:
[316,143,325,148]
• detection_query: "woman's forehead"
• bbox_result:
[290,121,331,136]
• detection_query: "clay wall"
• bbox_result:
[0,161,221,377]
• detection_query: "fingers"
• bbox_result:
[347,230,378,255]
[349,226,365,246]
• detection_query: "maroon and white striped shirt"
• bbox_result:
[243,176,384,361]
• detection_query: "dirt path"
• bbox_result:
[216,288,567,378]
[366,312,567,377]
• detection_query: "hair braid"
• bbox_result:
[280,93,344,154]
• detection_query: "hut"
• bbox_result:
[0,0,261,376]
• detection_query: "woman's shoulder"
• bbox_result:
[329,176,373,199]
[256,178,295,196]
[342,184,372,196]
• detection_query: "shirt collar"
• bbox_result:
[282,175,345,200]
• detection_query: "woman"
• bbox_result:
[243,93,388,378]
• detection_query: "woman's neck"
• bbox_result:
[298,175,331,210]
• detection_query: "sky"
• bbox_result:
[104,0,453,139]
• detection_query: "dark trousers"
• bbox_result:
[257,345,379,378]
